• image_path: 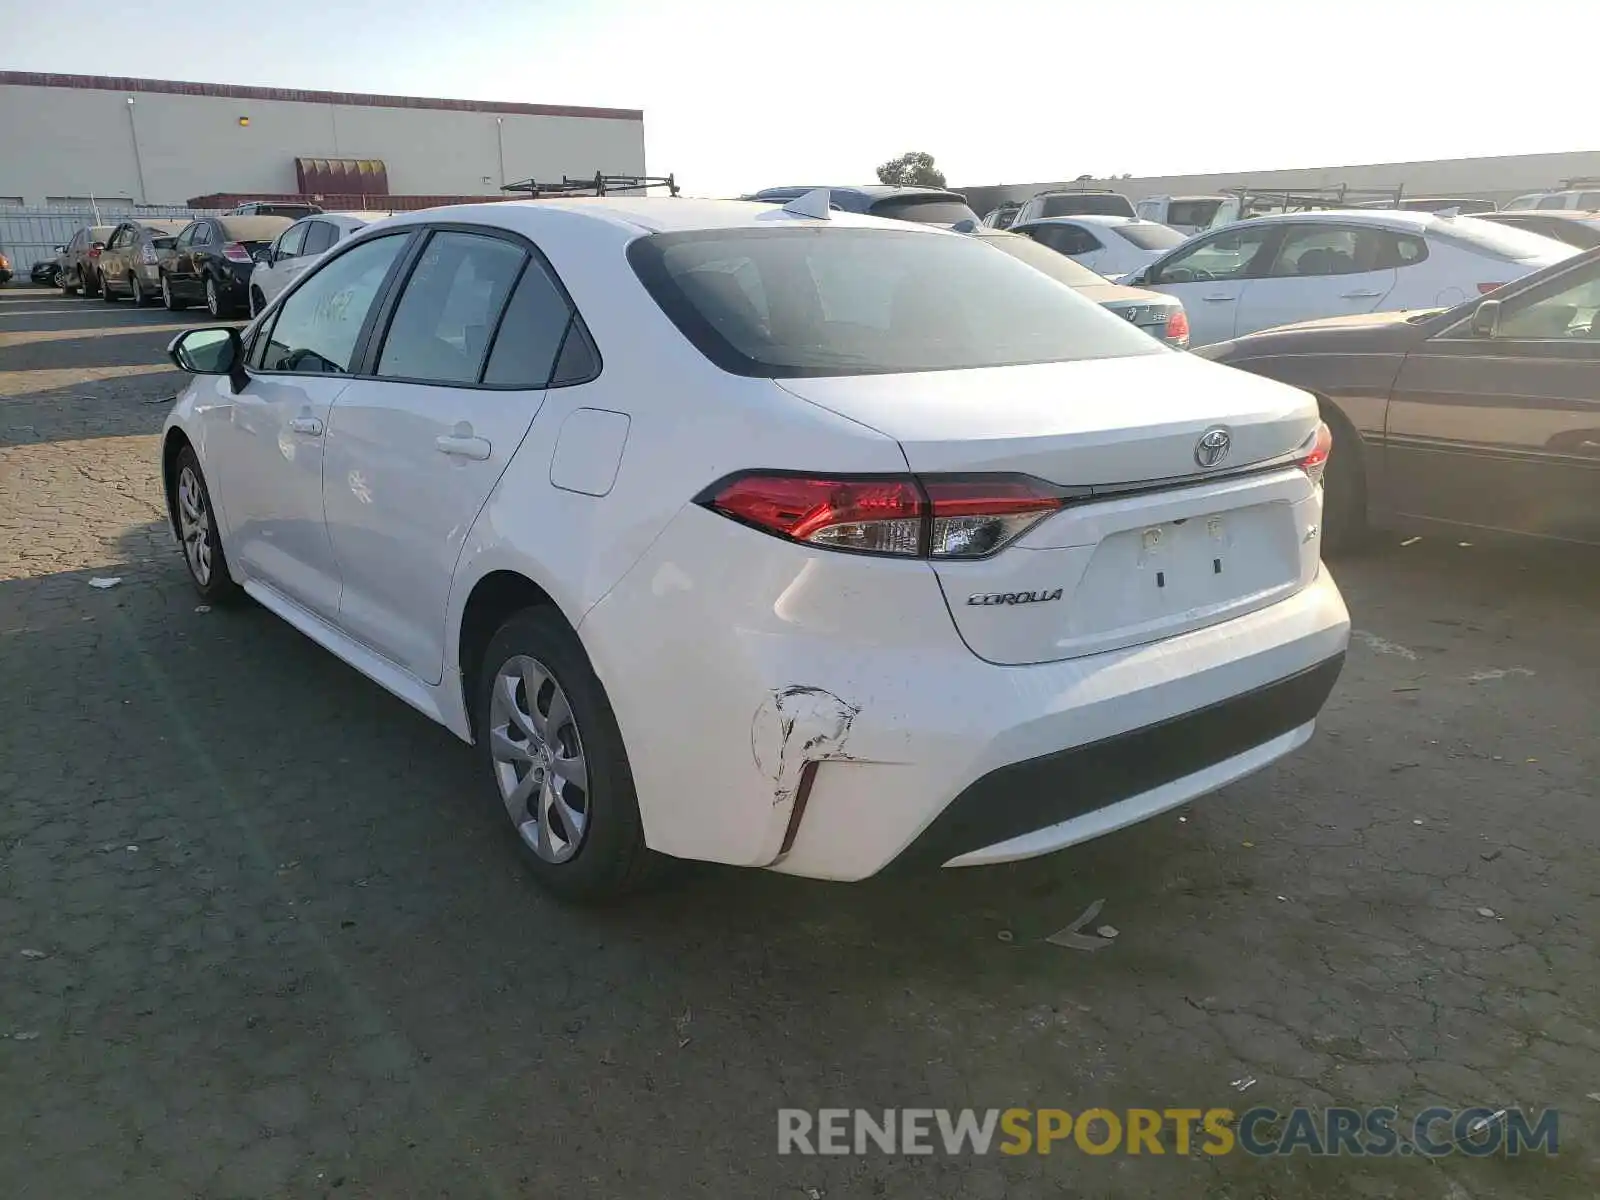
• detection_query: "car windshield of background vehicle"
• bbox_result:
[1040,194,1135,218]
[1115,223,1187,250]
[977,234,1109,287]
[1432,216,1577,262]
[868,197,980,225]
[629,227,1162,378]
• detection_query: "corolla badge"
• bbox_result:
[967,589,1064,607]
[1195,426,1232,468]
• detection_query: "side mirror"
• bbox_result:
[53,244,66,254]
[1471,298,1502,337]
[168,327,242,375]
[91,241,106,251]
[253,248,272,264]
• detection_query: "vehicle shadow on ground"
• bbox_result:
[0,373,180,445]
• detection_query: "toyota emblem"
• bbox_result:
[1195,427,1231,468]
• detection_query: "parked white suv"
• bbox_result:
[160,197,1349,899]
[1504,187,1600,212]
[248,212,382,316]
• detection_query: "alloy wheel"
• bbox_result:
[205,278,220,317]
[488,655,590,864]
[161,276,172,308]
[130,274,143,305]
[176,466,212,586]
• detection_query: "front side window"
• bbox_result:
[1579,192,1600,210]
[1493,261,1600,339]
[1030,224,1102,256]
[257,234,409,374]
[375,231,526,384]
[107,226,129,249]
[192,224,213,247]
[1537,194,1570,210]
[1150,224,1276,284]
[274,223,309,262]
[628,226,1162,378]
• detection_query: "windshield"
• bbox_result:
[1114,223,1187,250]
[1430,216,1575,262]
[868,197,979,225]
[628,227,1163,378]
[975,233,1108,287]
[1039,194,1136,218]
[1166,199,1223,227]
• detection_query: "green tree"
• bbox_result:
[876,151,946,189]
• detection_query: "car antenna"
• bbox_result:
[781,189,833,220]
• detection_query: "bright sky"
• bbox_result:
[5,0,1596,197]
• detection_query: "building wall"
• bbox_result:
[957,151,1600,219]
[0,75,646,207]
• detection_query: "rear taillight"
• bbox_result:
[1164,308,1190,345]
[1477,282,1505,295]
[701,473,1064,559]
[139,244,158,265]
[223,242,252,263]
[1298,422,1333,487]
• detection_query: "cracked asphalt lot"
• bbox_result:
[1,285,1597,1198]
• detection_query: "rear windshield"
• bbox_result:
[1039,194,1136,218]
[1114,223,1187,250]
[867,197,979,225]
[219,216,294,242]
[151,237,178,249]
[627,227,1163,378]
[1166,199,1223,227]
[1430,216,1573,262]
[975,233,1108,287]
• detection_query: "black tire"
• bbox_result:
[83,268,101,297]
[171,447,241,605]
[1320,405,1369,555]
[475,607,663,902]
[204,276,225,318]
[101,273,119,303]
[62,270,79,297]
[160,273,187,312]
[130,272,150,307]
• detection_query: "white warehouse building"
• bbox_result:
[0,71,647,208]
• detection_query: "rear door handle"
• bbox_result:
[288,416,324,435]
[435,434,492,460]
[1341,289,1383,299]
[1201,293,1236,302]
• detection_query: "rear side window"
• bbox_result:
[1039,194,1136,218]
[868,197,978,225]
[1580,192,1600,210]
[302,221,337,255]
[376,231,525,385]
[1536,194,1569,210]
[628,226,1161,379]
[1027,224,1102,256]
[481,259,578,387]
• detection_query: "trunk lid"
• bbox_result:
[777,353,1323,664]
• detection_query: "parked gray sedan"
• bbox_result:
[97,219,189,306]
[1197,247,1600,549]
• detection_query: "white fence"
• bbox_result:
[1,204,222,279]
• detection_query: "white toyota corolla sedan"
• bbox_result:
[160,195,1351,900]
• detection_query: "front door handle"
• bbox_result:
[1201,293,1236,302]
[436,434,492,460]
[288,416,324,435]
[1341,289,1383,299]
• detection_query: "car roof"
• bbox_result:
[1492,208,1600,220]
[134,219,189,234]
[371,197,948,237]
[749,184,961,203]
[1218,208,1440,232]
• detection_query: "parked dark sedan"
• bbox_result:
[158,215,292,316]
[58,224,118,295]
[1198,247,1600,549]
